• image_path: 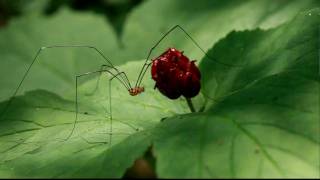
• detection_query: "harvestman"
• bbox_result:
[0,25,242,145]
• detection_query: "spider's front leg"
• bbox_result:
[67,69,137,146]
[107,71,140,146]
[85,64,131,96]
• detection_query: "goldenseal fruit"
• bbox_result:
[151,48,201,99]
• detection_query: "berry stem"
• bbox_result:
[186,98,196,113]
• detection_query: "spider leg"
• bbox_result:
[107,72,140,146]
[62,68,130,143]
[135,25,246,88]
[0,45,131,121]
[79,71,138,146]
[86,65,131,96]
[62,69,137,146]
[136,62,152,88]
[3,69,135,145]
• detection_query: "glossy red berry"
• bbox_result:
[151,48,201,99]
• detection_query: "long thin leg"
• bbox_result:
[63,69,129,142]
[86,65,110,96]
[108,70,143,146]
[2,68,128,144]
[78,71,135,145]
[0,45,131,120]
[108,76,113,145]
[107,71,138,146]
[87,65,131,96]
[136,62,152,88]
[135,25,246,88]
[7,69,135,145]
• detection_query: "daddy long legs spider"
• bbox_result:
[0,25,244,146]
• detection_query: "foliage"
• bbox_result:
[0,0,319,178]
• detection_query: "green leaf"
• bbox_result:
[96,8,319,178]
[200,8,319,106]
[0,60,188,178]
[77,130,153,178]
[150,9,319,178]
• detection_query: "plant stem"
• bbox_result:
[186,97,196,113]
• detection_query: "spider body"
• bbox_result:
[129,86,145,96]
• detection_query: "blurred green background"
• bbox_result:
[0,0,143,38]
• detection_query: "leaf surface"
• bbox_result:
[0,1,319,178]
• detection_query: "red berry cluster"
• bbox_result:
[151,48,201,99]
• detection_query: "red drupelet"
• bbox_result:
[151,48,201,99]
